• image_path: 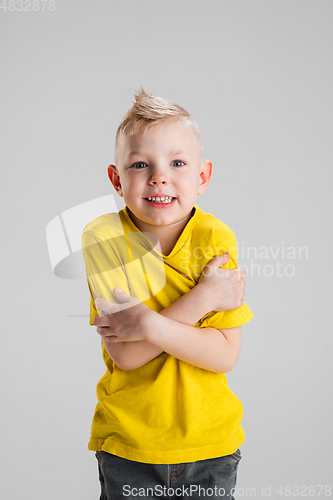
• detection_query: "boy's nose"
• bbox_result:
[148,168,169,185]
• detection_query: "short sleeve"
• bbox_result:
[197,227,254,330]
[81,230,131,325]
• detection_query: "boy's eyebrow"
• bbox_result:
[168,150,188,156]
[127,149,188,157]
[127,150,145,157]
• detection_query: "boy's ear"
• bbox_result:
[198,160,212,195]
[107,165,123,197]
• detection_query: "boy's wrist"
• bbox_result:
[193,282,215,315]
[141,307,163,342]
[144,312,170,345]
[157,282,214,328]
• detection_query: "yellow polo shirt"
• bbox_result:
[81,205,254,464]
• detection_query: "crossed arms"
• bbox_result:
[93,254,246,374]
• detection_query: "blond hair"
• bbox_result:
[114,88,203,163]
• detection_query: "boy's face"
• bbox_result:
[108,118,212,233]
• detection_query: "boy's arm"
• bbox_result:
[146,318,242,374]
[101,281,216,371]
[81,230,218,370]
[95,295,242,374]
[97,254,245,371]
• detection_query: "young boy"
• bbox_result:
[81,88,254,499]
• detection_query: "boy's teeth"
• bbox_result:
[147,196,174,203]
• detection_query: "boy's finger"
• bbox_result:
[113,287,130,303]
[94,311,121,326]
[114,288,142,308]
[95,298,115,313]
[94,297,128,314]
[215,253,230,267]
[230,268,247,280]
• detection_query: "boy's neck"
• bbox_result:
[127,207,195,256]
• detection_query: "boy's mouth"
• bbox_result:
[144,196,177,207]
[144,196,176,204]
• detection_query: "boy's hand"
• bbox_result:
[93,288,153,343]
[197,254,246,311]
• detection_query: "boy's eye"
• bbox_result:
[172,160,185,167]
[132,162,148,169]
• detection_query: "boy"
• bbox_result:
[81,88,254,499]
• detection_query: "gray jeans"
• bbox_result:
[95,448,242,500]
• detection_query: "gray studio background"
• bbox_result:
[1,1,332,499]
